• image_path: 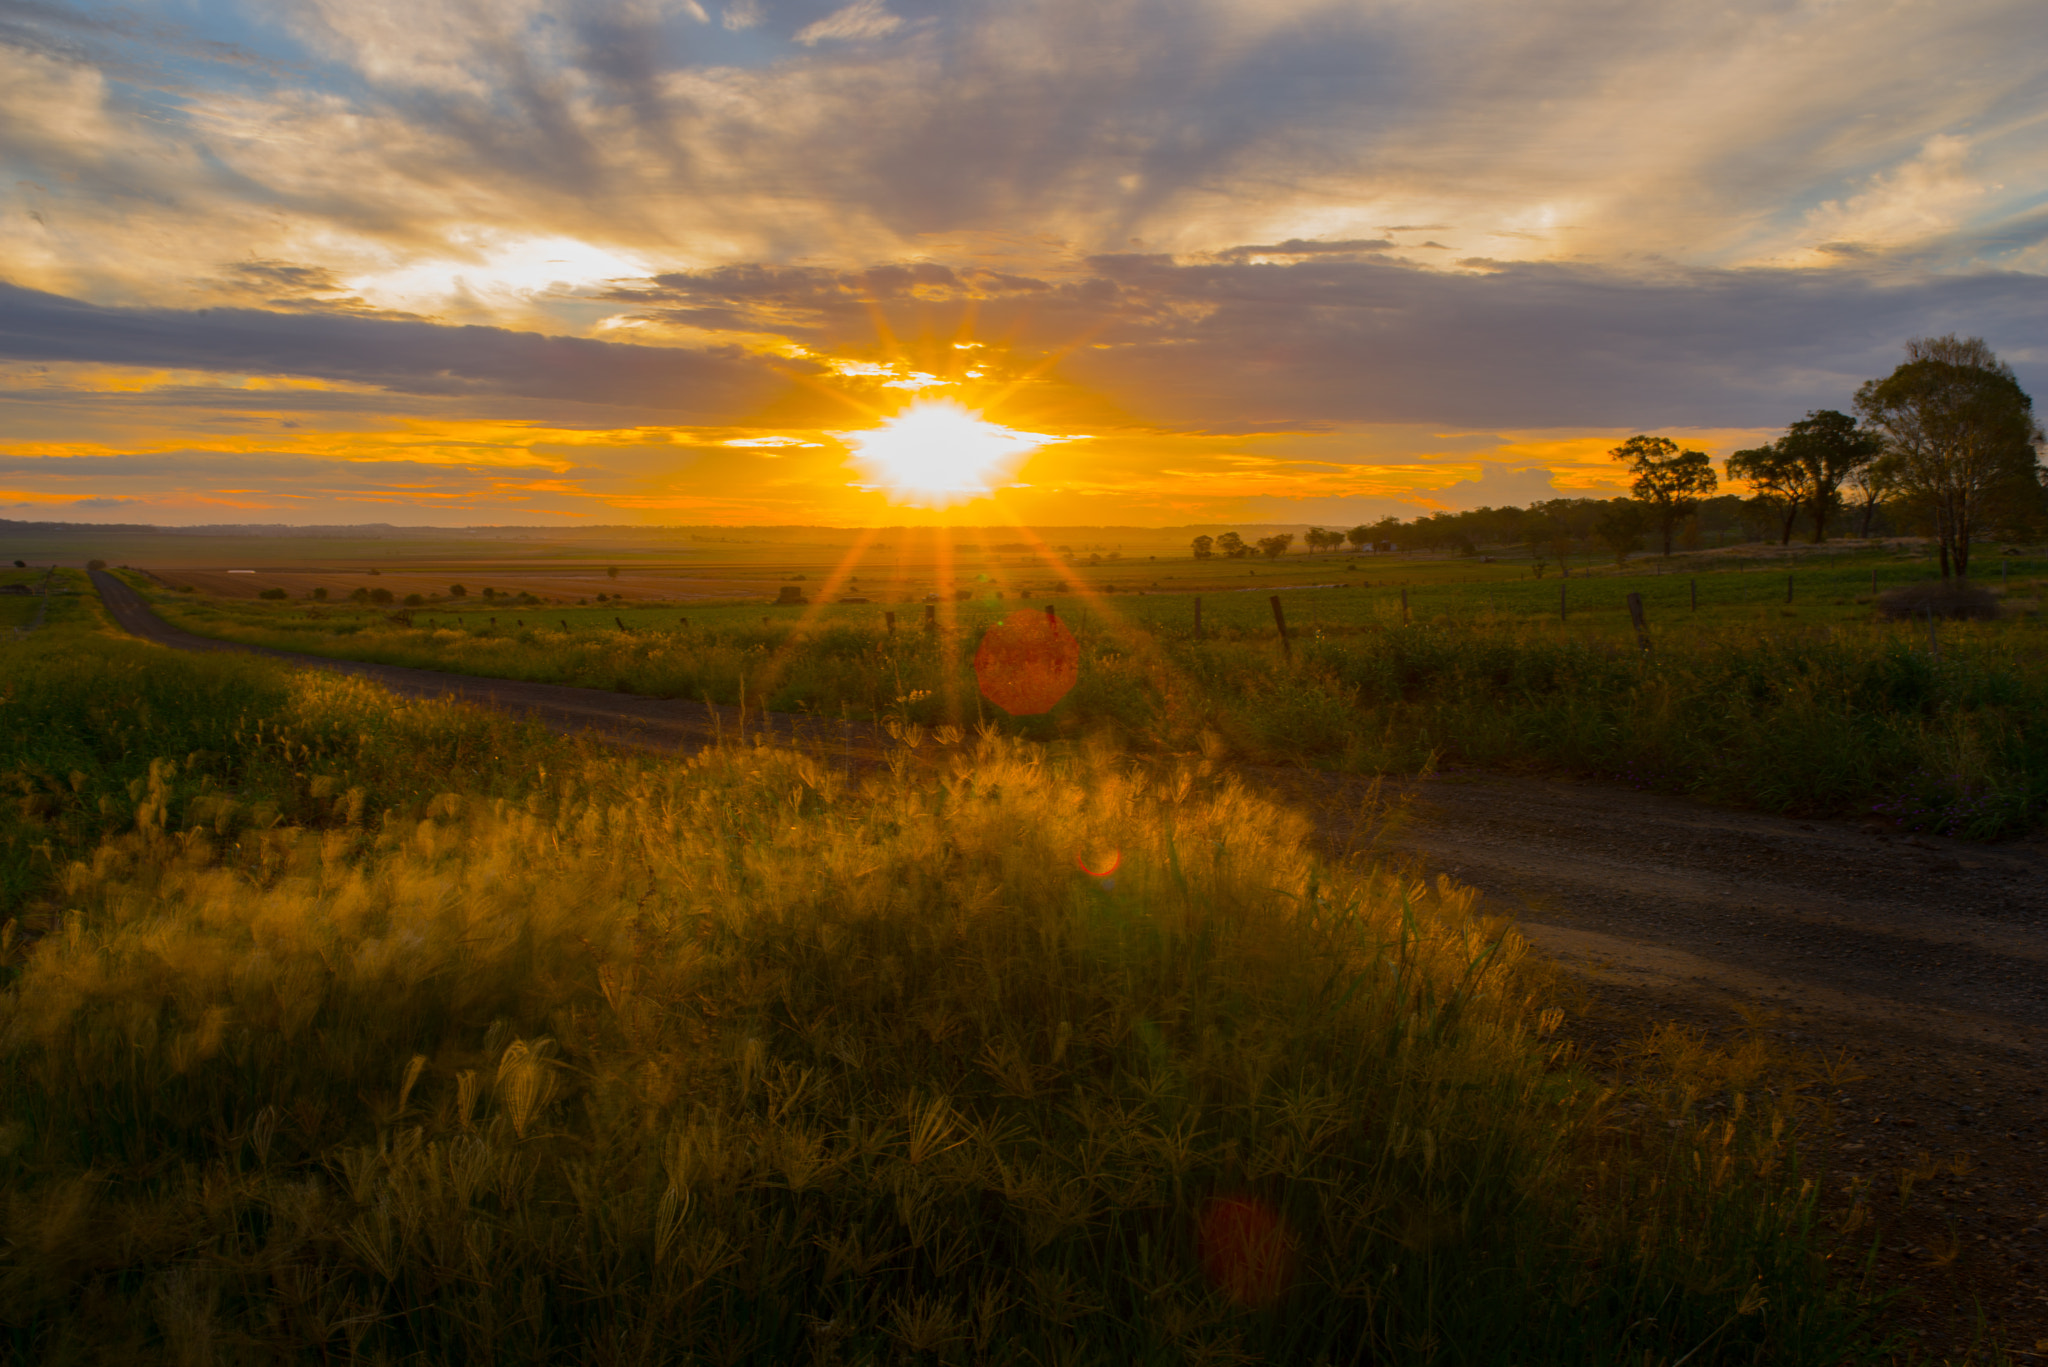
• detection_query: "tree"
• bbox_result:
[1610,435,1718,556]
[1345,525,1371,552]
[1217,531,1248,559]
[1843,454,1901,539]
[1593,500,1647,564]
[1257,533,1294,558]
[1304,528,1342,553]
[1725,443,1806,545]
[1855,335,2044,578]
[1191,535,1214,559]
[1778,409,1882,542]
[607,566,620,579]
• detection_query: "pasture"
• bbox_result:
[125,540,2048,838]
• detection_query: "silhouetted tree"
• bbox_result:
[1345,525,1371,552]
[1593,500,1648,564]
[1191,535,1214,559]
[1217,531,1249,559]
[1257,534,1295,558]
[1610,435,1718,556]
[1725,442,1806,545]
[1856,335,2044,578]
[1778,409,1882,542]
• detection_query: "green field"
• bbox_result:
[127,542,2048,837]
[0,585,1887,1364]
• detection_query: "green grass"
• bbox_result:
[129,549,2048,838]
[0,608,1886,1364]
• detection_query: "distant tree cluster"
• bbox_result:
[1182,335,2044,579]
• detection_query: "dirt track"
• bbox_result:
[95,571,2048,1353]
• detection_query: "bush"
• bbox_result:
[258,587,288,600]
[1876,579,2001,620]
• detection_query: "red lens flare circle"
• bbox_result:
[972,606,1080,716]
[1075,848,1122,878]
[1197,1197,1295,1308]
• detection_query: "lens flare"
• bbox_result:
[839,401,1054,506]
[1198,1197,1295,1308]
[973,606,1079,716]
[1075,848,1122,879]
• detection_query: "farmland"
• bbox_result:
[0,588,1881,1364]
[119,538,2048,837]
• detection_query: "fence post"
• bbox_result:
[1269,595,1291,659]
[885,610,896,634]
[1690,577,1697,612]
[1627,592,1651,651]
[924,604,936,631]
[1193,597,1203,640]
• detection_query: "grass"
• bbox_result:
[0,598,1891,1363]
[128,547,2048,838]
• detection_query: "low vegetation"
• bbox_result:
[0,602,1884,1362]
[132,554,2048,837]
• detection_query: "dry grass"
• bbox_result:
[0,613,1883,1363]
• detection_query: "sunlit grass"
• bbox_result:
[136,563,2048,837]
[0,618,1883,1363]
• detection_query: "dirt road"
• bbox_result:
[96,571,2048,1353]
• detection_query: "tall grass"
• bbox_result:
[0,637,1880,1363]
[143,578,2048,837]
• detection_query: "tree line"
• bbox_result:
[1189,335,2045,579]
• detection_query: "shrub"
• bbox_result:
[1875,579,2001,620]
[258,586,288,600]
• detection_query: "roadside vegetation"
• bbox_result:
[128,545,2048,837]
[0,599,1887,1363]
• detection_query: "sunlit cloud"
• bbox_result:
[0,0,2042,524]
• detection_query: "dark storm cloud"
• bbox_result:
[0,280,802,414]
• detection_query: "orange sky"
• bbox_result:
[2,0,2043,525]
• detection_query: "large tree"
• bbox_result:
[1610,435,1718,556]
[1855,335,2044,578]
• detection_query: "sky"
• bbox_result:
[2,0,2045,527]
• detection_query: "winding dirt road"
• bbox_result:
[95,570,2048,1353]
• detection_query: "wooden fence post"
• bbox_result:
[885,610,896,634]
[1689,578,1697,612]
[1627,592,1651,651]
[924,604,936,630]
[1269,595,1291,659]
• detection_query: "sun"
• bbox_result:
[839,401,1057,506]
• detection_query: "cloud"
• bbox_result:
[0,280,799,417]
[795,0,903,45]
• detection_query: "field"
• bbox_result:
[121,537,2048,839]
[0,587,1892,1364]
